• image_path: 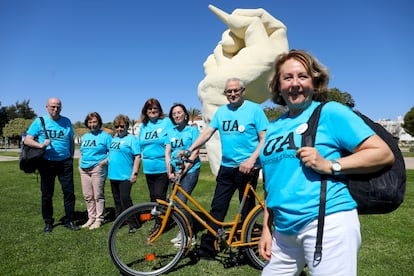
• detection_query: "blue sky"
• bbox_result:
[1,0,413,123]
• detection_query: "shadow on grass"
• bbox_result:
[53,207,117,228]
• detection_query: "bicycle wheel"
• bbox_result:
[108,202,189,276]
[244,206,268,269]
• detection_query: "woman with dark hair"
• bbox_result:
[165,103,200,247]
[138,99,174,233]
[79,112,112,230]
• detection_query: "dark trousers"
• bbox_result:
[39,158,75,224]
[110,180,133,218]
[200,165,259,254]
[145,173,169,202]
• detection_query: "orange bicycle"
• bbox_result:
[108,155,267,275]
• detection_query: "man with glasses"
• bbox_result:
[184,77,269,259]
[25,97,79,233]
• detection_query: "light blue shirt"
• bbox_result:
[260,101,375,235]
[79,130,112,169]
[27,116,74,161]
[165,125,201,173]
[108,134,140,181]
[139,117,174,174]
[210,100,268,167]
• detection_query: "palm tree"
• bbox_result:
[188,108,201,124]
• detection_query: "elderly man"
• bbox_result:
[185,77,268,259]
[25,97,79,233]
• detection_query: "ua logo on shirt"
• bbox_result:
[144,131,159,140]
[47,129,65,139]
[222,120,239,132]
[171,138,184,149]
[262,132,297,156]
[81,139,97,147]
[110,141,121,150]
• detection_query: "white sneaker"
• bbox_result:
[174,236,196,248]
[81,219,95,228]
[170,232,182,244]
[89,221,102,230]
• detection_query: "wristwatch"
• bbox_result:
[331,160,342,175]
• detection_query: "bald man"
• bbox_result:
[25,97,79,233]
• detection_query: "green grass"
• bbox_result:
[0,160,413,275]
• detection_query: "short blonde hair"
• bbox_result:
[269,49,330,106]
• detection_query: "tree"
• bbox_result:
[403,106,414,136]
[262,87,355,121]
[13,100,37,119]
[130,119,136,134]
[0,100,36,137]
[188,108,201,123]
[2,118,33,140]
[326,88,354,107]
[263,106,287,121]
[73,121,84,128]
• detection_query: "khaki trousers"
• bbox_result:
[79,165,107,223]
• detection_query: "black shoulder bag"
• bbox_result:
[20,117,49,173]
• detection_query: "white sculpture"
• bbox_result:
[198,5,289,174]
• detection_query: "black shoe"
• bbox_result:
[236,248,249,265]
[43,223,53,233]
[64,221,80,231]
[196,248,216,261]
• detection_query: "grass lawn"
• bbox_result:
[0,159,413,275]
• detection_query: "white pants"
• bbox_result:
[262,209,361,276]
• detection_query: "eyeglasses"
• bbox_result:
[115,125,125,129]
[48,105,61,109]
[172,111,184,116]
[147,107,159,111]
[224,88,244,95]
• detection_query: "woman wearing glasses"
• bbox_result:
[108,114,141,233]
[138,98,174,233]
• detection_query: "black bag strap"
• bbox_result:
[39,117,49,139]
[301,102,327,266]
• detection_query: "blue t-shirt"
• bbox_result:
[260,101,375,235]
[139,117,174,174]
[165,125,201,173]
[108,134,140,181]
[27,116,74,161]
[79,130,112,169]
[210,100,268,167]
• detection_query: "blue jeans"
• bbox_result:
[175,169,200,227]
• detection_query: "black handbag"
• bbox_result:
[19,117,48,173]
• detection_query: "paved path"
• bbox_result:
[1,148,414,169]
